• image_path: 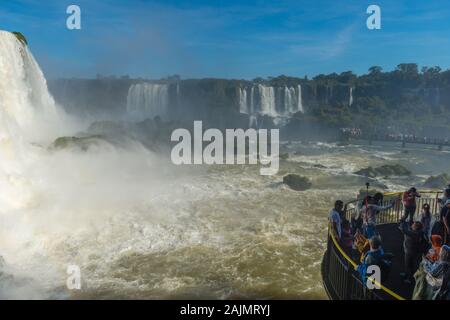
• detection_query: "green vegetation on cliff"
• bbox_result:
[12,32,27,45]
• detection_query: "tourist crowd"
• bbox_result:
[329,186,450,300]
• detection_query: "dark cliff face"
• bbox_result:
[48,78,133,118]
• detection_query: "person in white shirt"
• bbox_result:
[329,200,345,241]
[363,197,396,238]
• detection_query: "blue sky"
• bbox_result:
[1,0,450,79]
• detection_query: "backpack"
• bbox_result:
[358,251,392,285]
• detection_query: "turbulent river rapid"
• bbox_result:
[1,30,450,299]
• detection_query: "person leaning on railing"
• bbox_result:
[402,187,421,225]
[362,197,396,239]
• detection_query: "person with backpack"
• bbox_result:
[399,220,429,284]
[357,236,392,285]
[413,241,449,299]
[426,235,444,263]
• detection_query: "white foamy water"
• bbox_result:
[2,30,450,300]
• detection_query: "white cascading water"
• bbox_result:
[297,85,303,113]
[0,30,192,299]
[239,84,303,126]
[0,31,64,143]
[257,84,276,117]
[0,31,72,211]
[126,83,169,120]
[0,30,85,298]
[239,87,248,114]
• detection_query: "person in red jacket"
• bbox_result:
[402,187,421,225]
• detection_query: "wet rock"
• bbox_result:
[354,164,411,178]
[50,135,107,151]
[283,174,312,191]
[422,174,450,189]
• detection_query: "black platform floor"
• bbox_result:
[369,224,415,299]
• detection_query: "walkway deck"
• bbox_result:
[368,224,414,299]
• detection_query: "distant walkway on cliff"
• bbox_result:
[340,129,450,150]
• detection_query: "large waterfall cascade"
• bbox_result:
[126,83,169,120]
[239,84,303,122]
[0,31,66,144]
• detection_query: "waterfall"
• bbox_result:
[349,87,354,107]
[0,30,77,223]
[258,84,276,116]
[297,85,303,113]
[0,31,62,145]
[239,84,303,122]
[126,83,169,120]
[239,88,248,114]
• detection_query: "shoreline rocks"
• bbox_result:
[354,164,411,178]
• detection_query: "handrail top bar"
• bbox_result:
[344,190,443,206]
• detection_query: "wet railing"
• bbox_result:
[322,190,442,300]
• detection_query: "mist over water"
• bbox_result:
[2,30,450,300]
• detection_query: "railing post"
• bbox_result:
[345,261,353,299]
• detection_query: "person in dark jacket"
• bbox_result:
[399,220,429,284]
[402,187,421,225]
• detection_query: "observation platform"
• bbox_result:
[321,191,441,300]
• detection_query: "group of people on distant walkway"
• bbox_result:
[328,186,450,300]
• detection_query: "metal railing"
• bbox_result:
[322,190,443,300]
